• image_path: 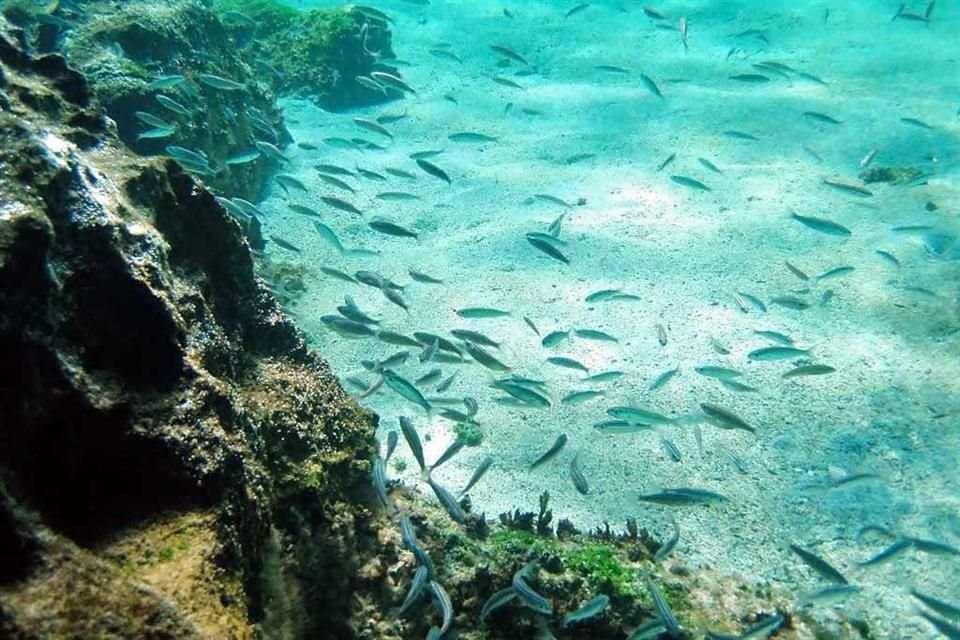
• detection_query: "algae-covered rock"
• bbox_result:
[216,0,397,109]
[858,165,924,184]
[0,17,376,639]
[59,0,289,202]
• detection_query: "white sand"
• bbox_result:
[265,1,960,636]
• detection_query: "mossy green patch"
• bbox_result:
[566,543,640,597]
[453,422,483,446]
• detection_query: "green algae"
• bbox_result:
[566,542,641,597]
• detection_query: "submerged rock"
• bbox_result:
[0,18,376,638]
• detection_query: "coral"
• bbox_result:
[454,420,484,446]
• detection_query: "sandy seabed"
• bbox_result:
[263,1,960,636]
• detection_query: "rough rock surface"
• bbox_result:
[0,18,379,639]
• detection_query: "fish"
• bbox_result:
[314,173,355,193]
[427,478,466,524]
[661,437,681,462]
[372,456,389,507]
[656,323,668,345]
[797,584,862,607]
[480,587,517,620]
[459,456,494,496]
[135,111,174,129]
[755,330,793,345]
[584,370,625,383]
[575,328,618,342]
[416,369,443,387]
[512,564,553,614]
[803,111,842,125]
[354,117,393,139]
[385,167,417,179]
[396,270,440,288]
[790,211,851,236]
[356,167,386,181]
[269,235,302,253]
[382,287,409,312]
[823,179,873,197]
[399,416,427,473]
[720,379,758,393]
[670,175,711,191]
[656,153,676,171]
[783,364,836,378]
[748,346,810,361]
[562,390,603,405]
[319,196,361,215]
[526,235,570,263]
[226,150,261,165]
[450,329,499,348]
[729,73,770,82]
[546,356,589,373]
[430,48,463,63]
[646,577,682,635]
[384,371,431,413]
[416,158,451,183]
[197,73,244,91]
[695,366,743,380]
[859,539,912,566]
[699,403,755,432]
[463,341,511,371]
[570,453,589,494]
[494,382,551,408]
[137,126,175,141]
[698,158,722,173]
[875,250,900,267]
[654,518,679,561]
[275,174,307,192]
[321,315,375,338]
[148,75,186,90]
[384,431,399,461]
[565,152,596,164]
[449,132,498,143]
[789,544,848,584]
[492,75,524,89]
[901,117,933,129]
[649,367,679,391]
[735,614,785,639]
[638,487,729,505]
[489,44,529,65]
[562,594,609,627]
[534,193,572,208]
[911,590,960,621]
[593,420,652,434]
[785,261,810,280]
[397,565,429,616]
[374,191,420,202]
[640,73,664,99]
[370,71,416,94]
[457,307,509,318]
[320,266,356,283]
[523,316,540,335]
[918,611,960,639]
[595,64,629,74]
[565,2,590,18]
[770,296,810,310]
[369,218,418,238]
[608,406,672,425]
[254,140,289,163]
[314,163,354,176]
[530,434,568,469]
[678,16,688,49]
[154,94,190,116]
[859,148,879,169]
[909,537,960,557]
[723,130,759,140]
[428,581,454,634]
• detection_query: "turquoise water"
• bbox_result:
[262,1,959,636]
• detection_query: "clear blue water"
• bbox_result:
[262,1,959,636]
